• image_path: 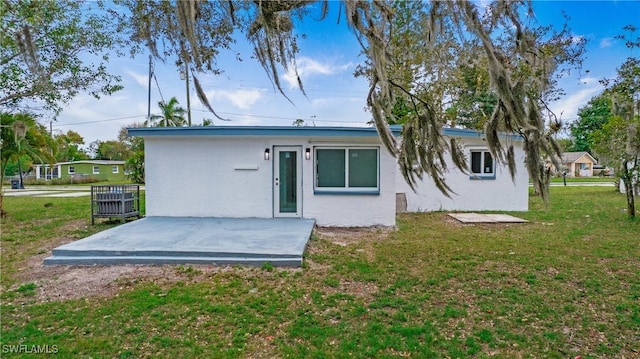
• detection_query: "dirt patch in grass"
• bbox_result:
[314,226,393,247]
[57,218,88,232]
[13,260,227,303]
[312,226,394,265]
[32,266,172,302]
[13,260,300,304]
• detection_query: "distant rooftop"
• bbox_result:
[561,151,597,164]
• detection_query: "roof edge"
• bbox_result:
[127,125,402,138]
[37,160,126,166]
[127,125,522,141]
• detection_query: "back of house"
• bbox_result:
[129,126,528,227]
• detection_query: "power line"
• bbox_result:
[52,114,146,127]
[153,72,165,103]
[192,109,367,124]
[194,79,370,97]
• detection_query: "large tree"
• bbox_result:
[0,112,56,189]
[569,94,612,153]
[592,56,640,218]
[0,0,122,114]
[89,140,130,161]
[118,124,145,184]
[146,97,187,127]
[54,130,89,162]
[115,0,585,203]
[447,54,498,130]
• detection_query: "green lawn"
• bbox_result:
[1,188,638,358]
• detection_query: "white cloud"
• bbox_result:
[579,76,599,85]
[306,96,370,125]
[205,88,266,110]
[126,70,148,87]
[600,37,613,48]
[550,84,603,121]
[61,94,126,119]
[282,57,354,90]
[54,92,146,143]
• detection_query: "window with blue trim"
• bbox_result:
[315,147,379,193]
[470,150,494,178]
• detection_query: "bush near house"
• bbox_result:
[26,176,104,185]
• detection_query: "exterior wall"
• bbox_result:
[574,154,595,177]
[302,141,397,227]
[59,163,126,181]
[145,137,272,218]
[144,136,396,226]
[397,137,529,212]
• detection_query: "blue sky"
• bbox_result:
[53,1,639,144]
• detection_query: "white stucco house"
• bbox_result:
[128,126,528,227]
[397,128,528,213]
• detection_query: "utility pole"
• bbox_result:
[185,63,192,126]
[147,54,152,127]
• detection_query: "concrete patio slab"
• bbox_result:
[44,217,316,267]
[448,213,528,223]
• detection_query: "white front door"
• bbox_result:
[273,146,302,217]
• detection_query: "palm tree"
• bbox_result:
[1,112,56,191]
[146,97,186,127]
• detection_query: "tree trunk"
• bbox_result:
[17,156,25,189]
[0,159,5,217]
[622,175,636,218]
[0,158,6,193]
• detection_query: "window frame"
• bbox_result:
[68,166,75,175]
[93,166,100,174]
[314,146,380,195]
[469,148,496,180]
[112,165,119,174]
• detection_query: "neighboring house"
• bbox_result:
[560,151,598,177]
[128,126,528,227]
[34,160,126,182]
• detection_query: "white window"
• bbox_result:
[93,166,100,174]
[68,166,75,175]
[112,166,119,174]
[315,147,379,193]
[470,150,494,178]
